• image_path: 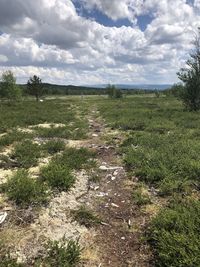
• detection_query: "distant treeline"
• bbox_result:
[19,83,159,96]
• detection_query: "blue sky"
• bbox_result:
[0,0,199,85]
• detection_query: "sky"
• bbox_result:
[0,0,199,85]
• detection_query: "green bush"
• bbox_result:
[123,133,200,194]
[132,184,151,206]
[56,147,95,170]
[149,198,200,267]
[42,140,66,155]
[36,126,71,139]
[40,162,75,191]
[11,140,41,168]
[0,130,34,150]
[45,238,81,267]
[0,256,24,267]
[71,206,101,227]
[5,169,48,206]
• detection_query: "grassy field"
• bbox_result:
[98,95,200,267]
[0,95,200,266]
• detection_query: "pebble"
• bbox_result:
[111,203,119,208]
[99,166,123,171]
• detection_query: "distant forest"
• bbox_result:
[19,83,161,96]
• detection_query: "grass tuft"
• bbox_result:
[40,162,75,191]
[44,238,82,267]
[11,140,41,168]
[71,206,101,228]
[149,198,200,267]
[4,169,48,206]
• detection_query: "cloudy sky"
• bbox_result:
[0,0,199,85]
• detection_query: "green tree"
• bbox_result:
[0,70,21,101]
[177,28,200,111]
[27,75,44,101]
[106,84,122,99]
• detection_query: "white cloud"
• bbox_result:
[0,0,199,85]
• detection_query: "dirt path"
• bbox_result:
[80,107,153,267]
[0,104,154,266]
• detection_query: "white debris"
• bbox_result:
[0,212,7,224]
[111,203,119,208]
[96,192,108,197]
[99,166,123,171]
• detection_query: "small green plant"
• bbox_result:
[42,139,66,155]
[149,198,200,267]
[0,130,34,150]
[71,206,101,227]
[40,162,75,191]
[11,140,41,168]
[57,147,96,170]
[132,184,151,206]
[5,169,48,206]
[0,256,24,267]
[36,126,71,139]
[45,238,81,267]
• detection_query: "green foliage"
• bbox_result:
[0,256,24,267]
[0,70,21,101]
[106,84,123,99]
[0,99,81,133]
[56,147,96,170]
[124,133,200,194]
[72,206,101,227]
[45,238,81,267]
[149,198,200,267]
[0,130,34,150]
[177,29,200,111]
[42,139,66,154]
[40,162,75,191]
[132,183,151,206]
[36,126,71,139]
[164,83,184,98]
[5,169,48,206]
[98,96,200,195]
[27,75,44,101]
[11,140,41,168]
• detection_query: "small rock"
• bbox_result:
[121,237,125,240]
[111,203,119,208]
[3,206,13,211]
[113,170,119,176]
[96,192,108,197]
[92,133,98,137]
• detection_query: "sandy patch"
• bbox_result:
[31,123,66,129]
[0,169,13,184]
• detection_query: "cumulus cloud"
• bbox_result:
[0,0,199,84]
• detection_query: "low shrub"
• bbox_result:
[44,238,81,267]
[149,198,200,267]
[0,256,24,267]
[11,140,41,168]
[40,162,75,191]
[71,206,101,227]
[56,147,96,170]
[5,169,48,206]
[36,126,71,139]
[0,130,33,150]
[132,184,151,206]
[42,139,66,155]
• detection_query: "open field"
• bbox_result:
[0,95,200,266]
